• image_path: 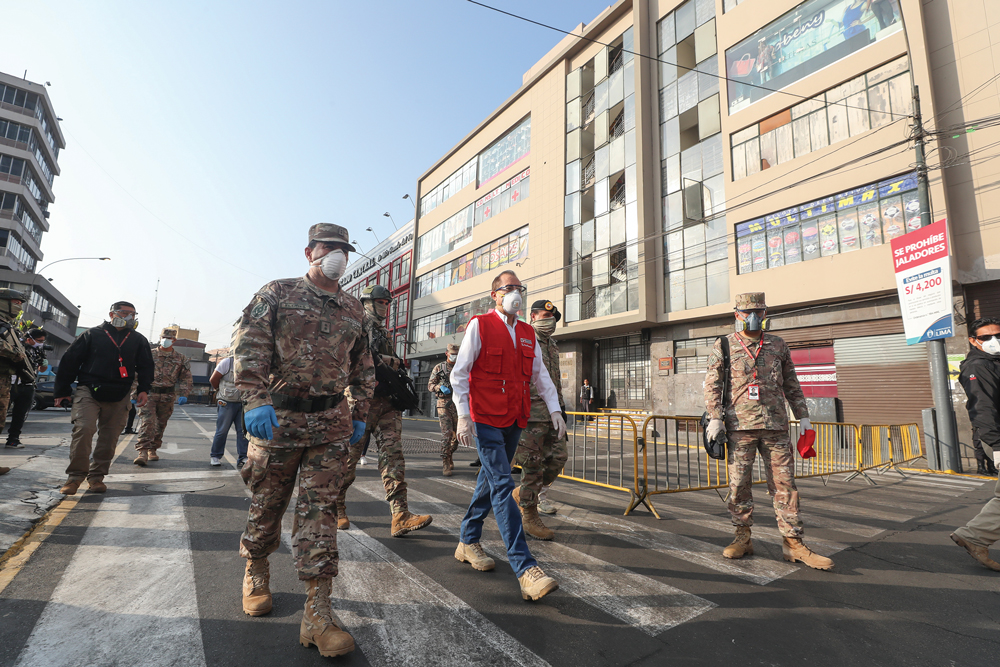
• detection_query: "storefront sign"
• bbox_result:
[891,218,953,345]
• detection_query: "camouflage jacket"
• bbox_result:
[150,346,193,396]
[428,361,454,406]
[704,332,808,432]
[529,332,565,422]
[234,275,375,421]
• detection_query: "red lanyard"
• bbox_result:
[735,335,764,381]
[103,329,132,378]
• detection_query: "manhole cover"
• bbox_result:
[143,481,227,494]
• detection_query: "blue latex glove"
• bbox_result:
[350,420,366,445]
[245,405,280,440]
[131,399,137,405]
[177,396,188,406]
[441,386,451,395]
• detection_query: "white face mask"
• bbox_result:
[31,341,44,349]
[982,337,1000,356]
[501,290,522,316]
[447,354,456,363]
[161,338,174,348]
[313,248,347,280]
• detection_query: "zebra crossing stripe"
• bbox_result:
[352,481,716,636]
[14,495,207,667]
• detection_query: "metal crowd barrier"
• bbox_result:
[846,423,924,483]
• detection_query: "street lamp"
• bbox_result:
[352,239,364,254]
[402,194,416,211]
[31,257,110,291]
[366,227,380,244]
[383,212,397,230]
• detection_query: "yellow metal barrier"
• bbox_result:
[846,423,924,482]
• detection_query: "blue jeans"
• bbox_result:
[210,400,249,461]
[459,422,537,577]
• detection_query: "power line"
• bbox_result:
[466,0,914,121]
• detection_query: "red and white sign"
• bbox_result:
[890,218,953,345]
[790,347,837,398]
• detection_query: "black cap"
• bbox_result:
[530,299,560,322]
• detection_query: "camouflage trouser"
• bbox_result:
[513,421,568,509]
[727,429,803,538]
[338,396,407,515]
[0,374,10,435]
[437,399,458,460]
[135,391,175,451]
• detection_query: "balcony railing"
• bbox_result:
[582,156,596,190]
[609,50,624,76]
[611,112,625,140]
[610,184,626,211]
[582,93,595,127]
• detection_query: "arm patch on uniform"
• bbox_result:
[251,302,269,319]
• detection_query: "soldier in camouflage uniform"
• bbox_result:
[133,328,193,466]
[235,223,375,658]
[336,285,432,536]
[513,300,568,540]
[704,292,832,570]
[428,343,460,476]
[0,290,33,438]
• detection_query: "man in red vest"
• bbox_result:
[450,270,566,601]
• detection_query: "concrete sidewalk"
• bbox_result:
[0,433,73,557]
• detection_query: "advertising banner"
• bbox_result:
[891,218,953,345]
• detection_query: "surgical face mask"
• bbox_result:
[982,337,1000,356]
[447,354,456,364]
[32,341,44,349]
[532,317,557,336]
[501,290,522,316]
[312,248,347,280]
[161,338,174,349]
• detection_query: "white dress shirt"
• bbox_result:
[450,308,562,419]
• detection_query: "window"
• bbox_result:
[414,227,528,298]
[736,171,919,274]
[411,293,527,342]
[674,336,717,373]
[725,0,903,114]
[419,157,477,217]
[478,117,531,187]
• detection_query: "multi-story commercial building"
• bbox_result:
[410,0,1000,446]
[0,72,78,356]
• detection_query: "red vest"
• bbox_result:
[469,311,536,429]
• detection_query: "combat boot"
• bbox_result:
[455,542,495,571]
[0,466,10,476]
[977,460,989,475]
[60,479,80,495]
[147,450,159,461]
[87,478,107,493]
[988,459,999,476]
[300,577,354,657]
[782,537,834,570]
[521,504,555,541]
[442,456,454,477]
[390,510,432,537]
[723,526,753,559]
[242,557,273,616]
[337,507,350,531]
[951,533,1000,571]
[518,566,559,601]
[133,450,147,467]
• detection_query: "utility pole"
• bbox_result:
[149,278,159,340]
[913,86,960,472]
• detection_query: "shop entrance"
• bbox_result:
[596,333,651,411]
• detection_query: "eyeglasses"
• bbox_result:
[737,309,766,317]
[495,285,526,295]
[112,309,136,316]
[974,334,999,342]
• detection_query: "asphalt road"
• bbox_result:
[1,406,998,666]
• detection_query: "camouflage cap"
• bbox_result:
[735,292,767,310]
[446,343,460,354]
[160,327,177,338]
[308,223,356,252]
[0,288,27,302]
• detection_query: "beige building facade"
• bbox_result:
[410,0,1000,447]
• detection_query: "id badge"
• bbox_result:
[119,366,128,379]
[748,384,760,401]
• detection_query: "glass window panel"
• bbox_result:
[665,152,681,194]
[596,144,610,180]
[685,265,707,309]
[677,70,699,113]
[819,214,840,257]
[767,226,784,268]
[609,68,624,107]
[847,92,870,137]
[594,253,610,288]
[582,218,595,256]
[903,190,922,233]
[859,201,882,248]
[737,234,753,273]
[888,74,913,117]
[565,191,581,228]
[781,224,801,265]
[595,285,611,317]
[697,55,719,100]
[625,58,635,99]
[681,142,702,184]
[595,177,609,217]
[610,282,628,314]
[809,109,829,151]
[625,163,637,203]
[880,194,904,241]
[570,225,582,262]
[745,138,761,176]
[701,133,723,177]
[792,96,824,119]
[732,142,747,181]
[867,81,891,129]
[623,26,634,63]
[707,259,729,305]
[867,56,908,86]
[775,123,794,165]
[624,94,635,132]
[792,116,811,157]
[666,230,684,272]
[626,202,638,241]
[596,213,611,251]
[611,207,626,246]
[703,174,726,218]
[660,83,678,121]
[658,14,675,54]
[750,232,767,271]
[828,102,849,144]
[660,46,678,88]
[627,241,639,280]
[730,124,758,145]
[625,128,636,168]
[668,271,685,311]
[566,160,581,194]
[838,207,860,253]
[610,135,625,173]
[676,1,695,41]
[595,79,609,116]
[684,224,706,267]
[759,130,777,170]
[565,292,581,322]
[661,116,680,158]
[695,0,715,26]
[567,99,581,133]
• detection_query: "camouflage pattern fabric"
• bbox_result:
[428,360,458,459]
[239,439,350,580]
[704,332,809,432]
[135,392,176,451]
[514,421,568,508]
[528,333,565,422]
[0,375,11,435]
[148,346,193,396]
[233,275,375,438]
[727,429,803,538]
[338,396,407,515]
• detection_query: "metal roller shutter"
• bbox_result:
[834,333,932,425]
[965,280,1000,321]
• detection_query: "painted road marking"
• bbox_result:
[354,481,715,636]
[14,494,207,667]
[105,470,234,483]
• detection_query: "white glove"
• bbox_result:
[799,418,812,432]
[706,418,725,441]
[457,415,476,448]
[551,411,566,440]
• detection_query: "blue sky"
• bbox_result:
[0,0,614,349]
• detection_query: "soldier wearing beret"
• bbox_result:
[704,292,833,570]
[234,223,375,658]
[513,299,568,540]
[428,342,461,476]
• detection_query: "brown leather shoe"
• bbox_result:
[147,450,159,461]
[60,479,81,495]
[782,537,834,570]
[88,479,107,493]
[951,533,1000,571]
[390,510,432,537]
[723,526,753,559]
[0,466,9,476]
[133,450,148,467]
[242,557,272,616]
[300,578,354,657]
